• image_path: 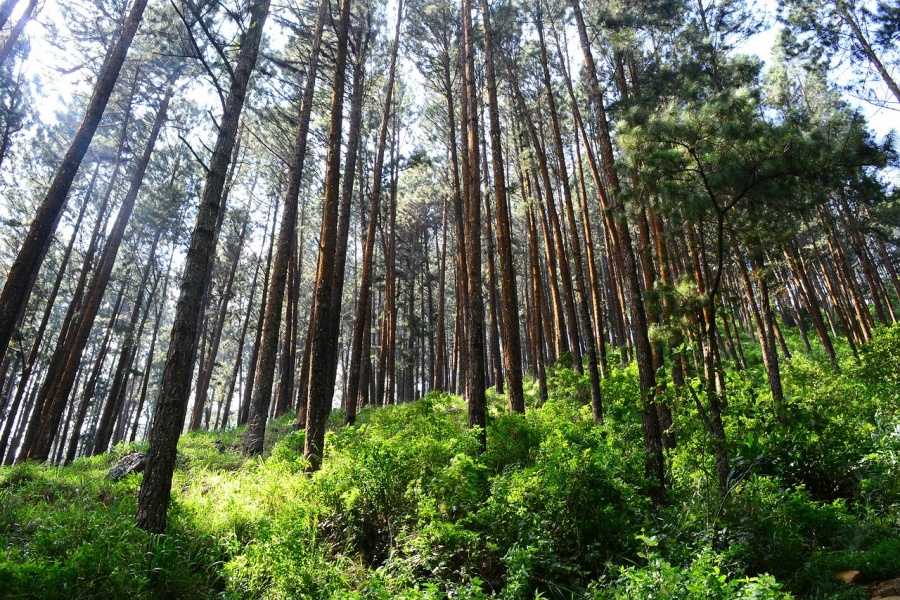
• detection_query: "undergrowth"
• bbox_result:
[1,325,898,598]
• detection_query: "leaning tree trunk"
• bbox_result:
[64,280,129,462]
[569,0,664,502]
[190,217,248,431]
[91,232,161,455]
[0,0,148,364]
[26,82,174,462]
[0,0,37,68]
[136,0,270,534]
[536,13,603,420]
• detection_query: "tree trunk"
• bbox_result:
[302,0,355,470]
[569,0,664,501]
[137,0,270,533]
[0,0,37,68]
[535,14,603,420]
[325,23,369,424]
[461,0,486,451]
[345,0,403,423]
[27,81,174,462]
[92,233,161,455]
[0,0,148,363]
[64,279,129,462]
[190,217,248,430]
[243,0,327,454]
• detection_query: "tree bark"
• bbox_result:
[0,0,148,363]
[27,81,174,462]
[137,0,270,533]
[302,0,355,470]
[345,0,403,423]
[243,0,327,454]
[569,0,664,501]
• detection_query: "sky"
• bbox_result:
[14,0,900,161]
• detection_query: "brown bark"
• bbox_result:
[569,0,664,500]
[92,232,161,455]
[534,13,603,419]
[189,217,248,430]
[137,0,269,533]
[733,245,784,407]
[478,0,523,411]
[0,0,148,363]
[345,0,403,422]
[327,22,368,425]
[64,279,129,461]
[243,0,327,454]
[302,0,355,470]
[461,0,486,451]
[784,241,838,368]
[0,0,36,68]
[27,81,174,462]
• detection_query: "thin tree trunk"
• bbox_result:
[569,0,664,501]
[190,217,248,430]
[479,0,523,411]
[27,81,174,462]
[64,279,129,462]
[345,0,403,423]
[326,24,368,425]
[243,0,327,454]
[0,0,36,68]
[92,233,161,455]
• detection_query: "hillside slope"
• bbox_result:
[1,327,899,599]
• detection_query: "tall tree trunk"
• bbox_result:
[243,0,327,453]
[734,245,784,407]
[301,0,355,470]
[27,81,174,462]
[129,255,172,443]
[432,196,449,392]
[92,233,161,455]
[0,165,97,460]
[461,0,486,451]
[137,0,270,533]
[535,12,603,420]
[0,0,18,30]
[569,0,664,501]
[784,241,838,368]
[479,0,524,411]
[345,0,403,423]
[0,0,36,68]
[239,197,279,426]
[64,279,129,462]
[0,0,148,363]
[337,29,370,425]
[190,217,248,430]
[221,209,271,431]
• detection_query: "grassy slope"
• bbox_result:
[1,325,898,599]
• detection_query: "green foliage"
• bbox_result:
[592,543,793,599]
[1,333,899,598]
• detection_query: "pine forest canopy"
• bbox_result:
[0,0,897,548]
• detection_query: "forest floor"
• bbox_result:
[1,325,899,599]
